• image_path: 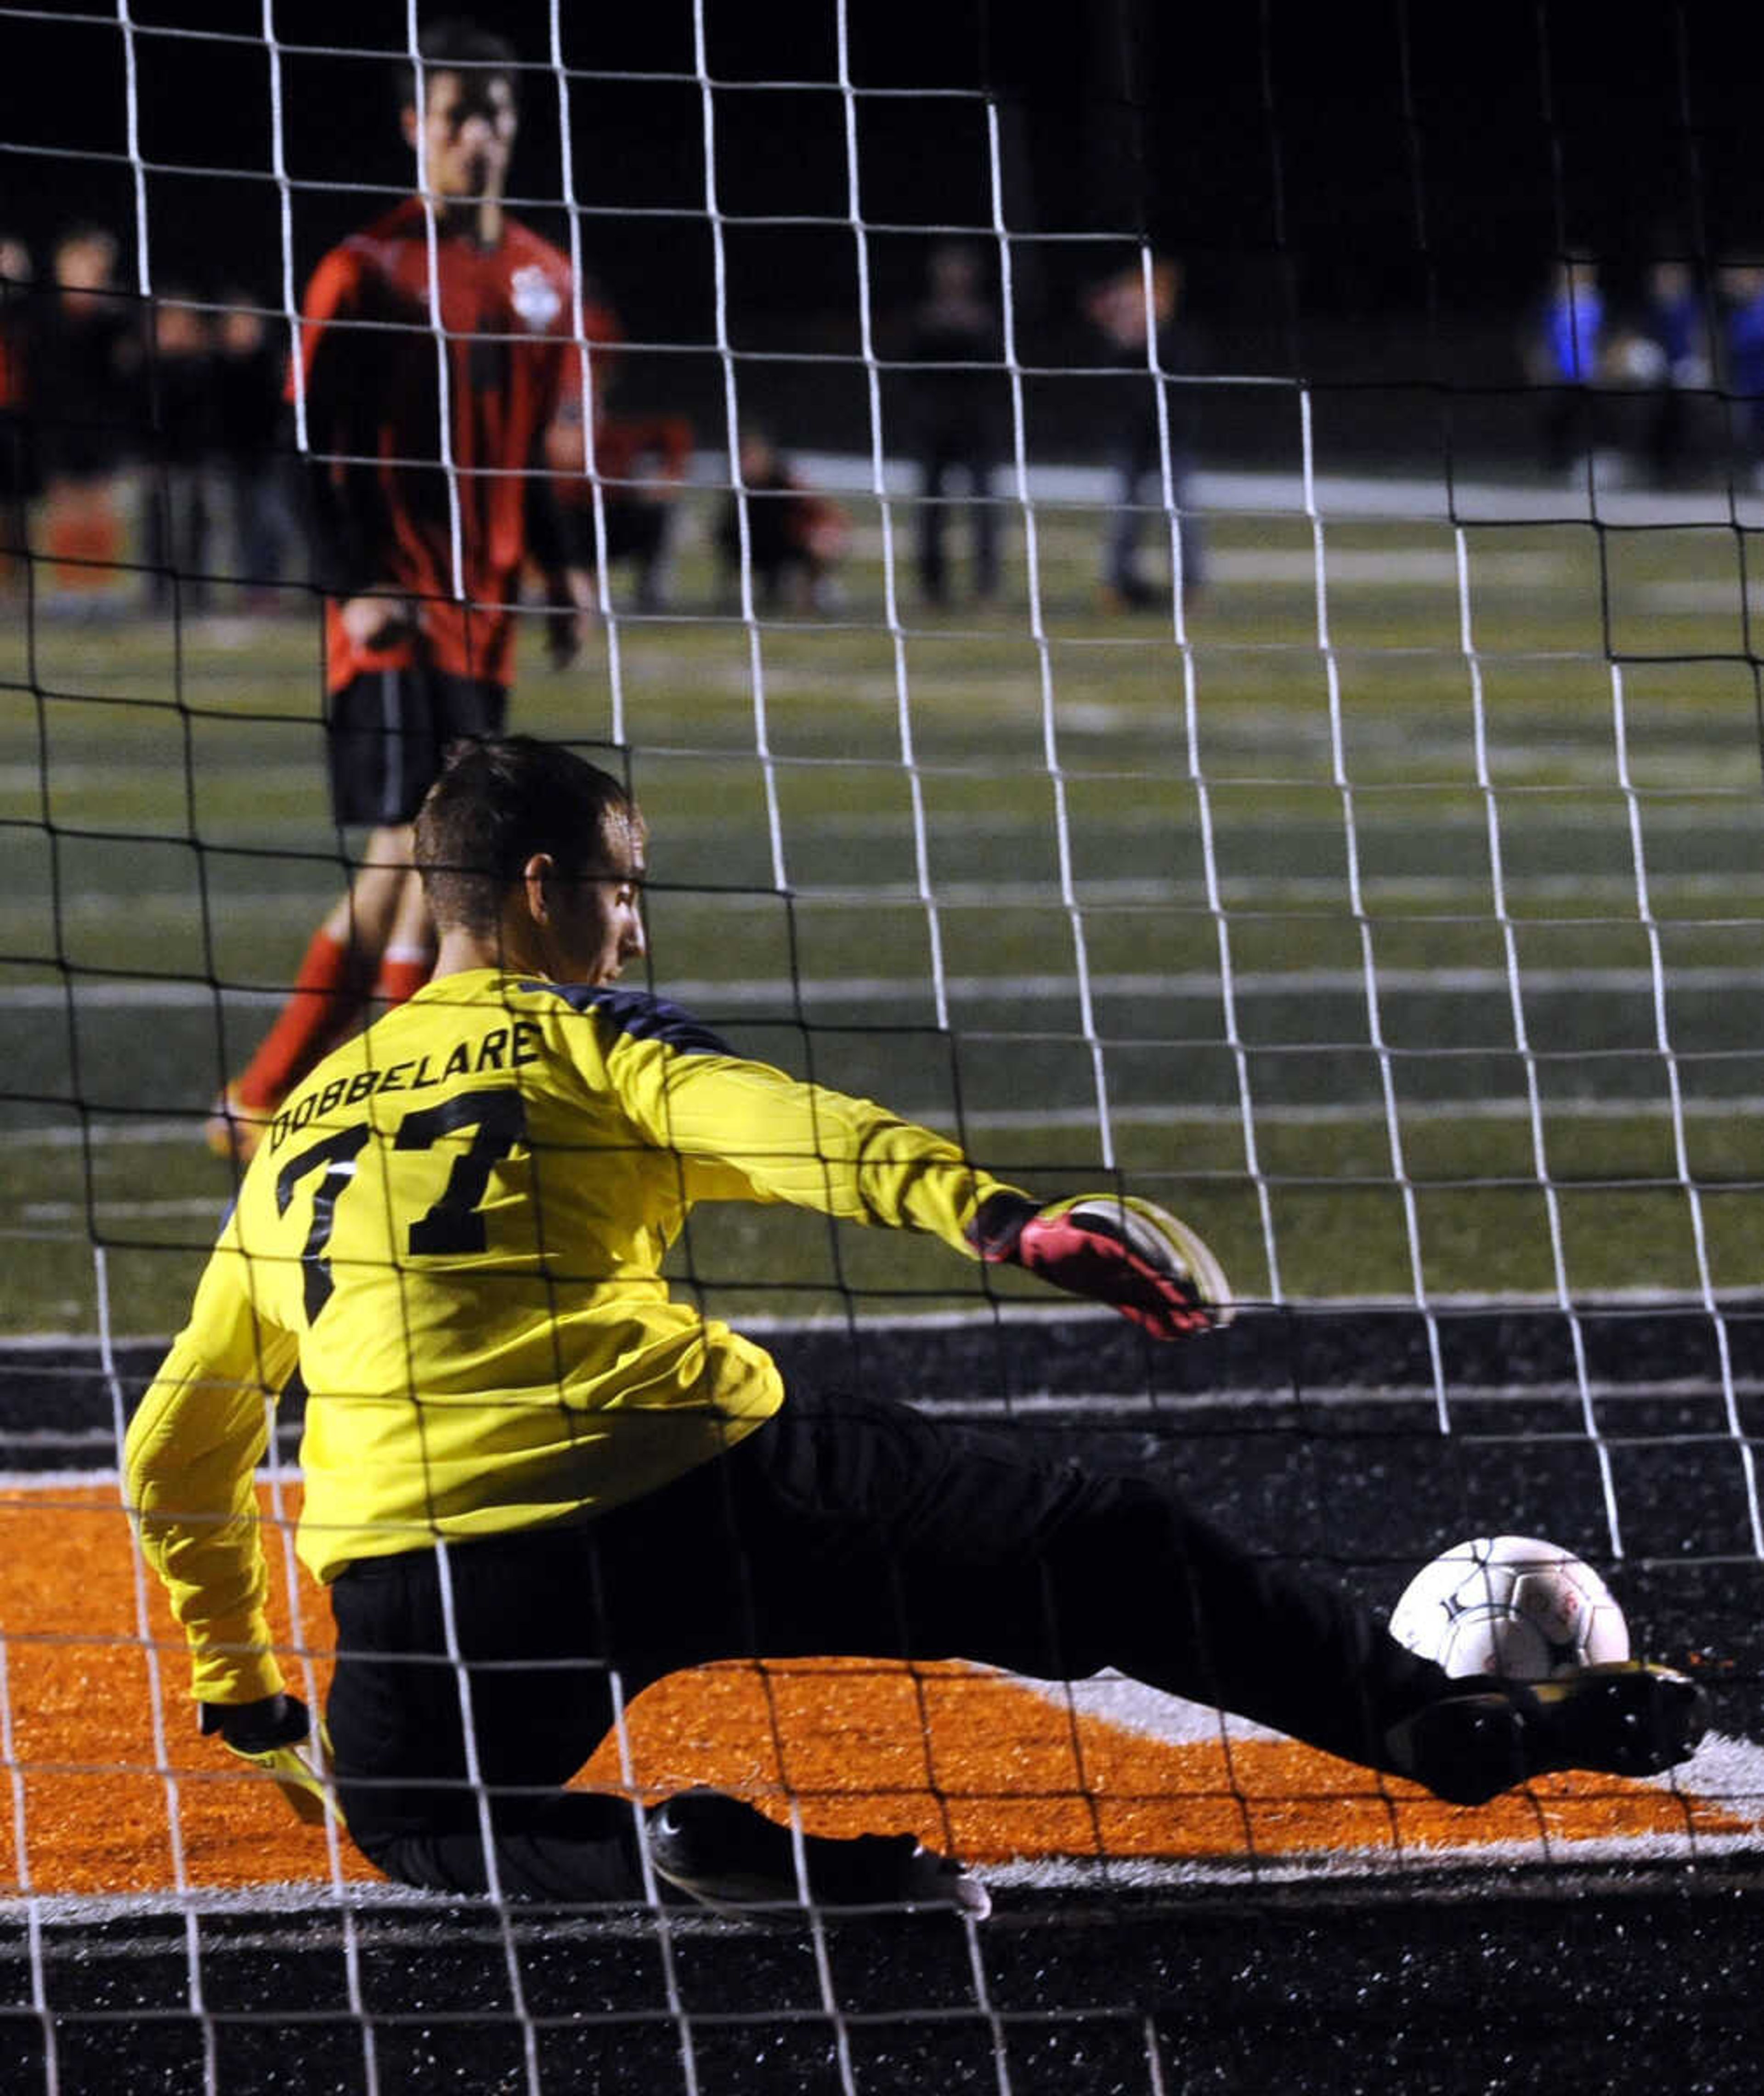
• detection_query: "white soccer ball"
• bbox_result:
[1389,1535,1630,1682]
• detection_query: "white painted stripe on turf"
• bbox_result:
[1206,549,1566,585]
[4,1092,1762,1170]
[775,456,1764,530]
[983,1826,1764,1893]
[997,1688,1764,1811]
[1006,1672,1287,1745]
[17,1200,226,1224]
[10,1362,1764,1489]
[0,1822,1757,1929]
[23,870,1764,915]
[1,962,1761,1013]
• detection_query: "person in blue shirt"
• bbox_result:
[1632,260,1709,483]
[1537,257,1606,474]
[1720,264,1764,487]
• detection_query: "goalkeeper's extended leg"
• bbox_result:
[706,1386,1707,1812]
[1004,1467,1706,1805]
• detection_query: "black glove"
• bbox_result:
[968,1190,1233,1340]
[198,1694,340,1827]
[199,1693,310,1752]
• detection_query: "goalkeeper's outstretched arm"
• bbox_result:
[609,1030,1233,1338]
[123,1232,299,1708]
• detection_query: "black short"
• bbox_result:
[325,1382,1436,1895]
[0,413,40,507]
[326,667,507,828]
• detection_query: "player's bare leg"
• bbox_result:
[207,823,420,1163]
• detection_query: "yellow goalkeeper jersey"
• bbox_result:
[125,970,1023,1702]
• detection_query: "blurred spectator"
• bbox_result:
[1636,260,1709,482]
[542,289,692,615]
[0,236,40,583]
[1533,256,1606,475]
[1085,254,1204,615]
[142,290,216,612]
[38,225,136,599]
[903,241,1003,608]
[214,292,296,605]
[717,431,850,613]
[1720,264,1764,487]
[578,411,693,613]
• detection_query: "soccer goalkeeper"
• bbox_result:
[127,736,1707,1914]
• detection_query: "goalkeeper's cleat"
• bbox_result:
[1385,1661,1708,1809]
[1521,1660,1708,1783]
[204,1084,274,1166]
[199,1694,345,1829]
[645,1789,990,1920]
[226,1737,344,1828]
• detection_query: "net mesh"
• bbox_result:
[0,1,1760,2090]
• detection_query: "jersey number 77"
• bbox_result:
[274,1086,528,1323]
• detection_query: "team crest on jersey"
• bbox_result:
[510,265,563,330]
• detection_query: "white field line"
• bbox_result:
[6,1088,1764,1174]
[10,805,1757,846]
[767,456,1764,531]
[986,1826,1764,1891]
[16,1200,223,1224]
[5,1835,1764,1930]
[1205,548,1565,585]
[7,1367,1763,1482]
[0,962,1761,1014]
[2,1830,1758,1932]
[996,1675,1764,1857]
[6,1373,1764,1469]
[11,872,1764,918]
[1645,581,1764,612]
[0,1295,1748,1354]
[0,1739,1751,1930]
[1007,1671,1762,1773]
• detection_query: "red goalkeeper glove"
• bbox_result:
[967,1191,1233,1340]
[199,1694,342,1828]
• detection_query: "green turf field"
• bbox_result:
[3,485,1762,1337]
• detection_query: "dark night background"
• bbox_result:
[5,0,1764,462]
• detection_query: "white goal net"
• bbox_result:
[0,0,1759,2090]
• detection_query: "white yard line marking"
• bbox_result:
[1207,549,1567,585]
[7,870,1764,918]
[1,962,1761,1014]
[4,1088,1763,1170]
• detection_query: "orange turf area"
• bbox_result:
[0,1487,1738,1897]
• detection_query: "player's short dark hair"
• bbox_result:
[396,19,519,116]
[415,736,641,935]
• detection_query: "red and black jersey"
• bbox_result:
[0,291,28,414]
[291,199,577,692]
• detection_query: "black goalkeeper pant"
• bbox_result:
[326,1383,1447,1902]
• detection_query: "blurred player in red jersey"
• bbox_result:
[0,236,40,585]
[209,19,593,1163]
